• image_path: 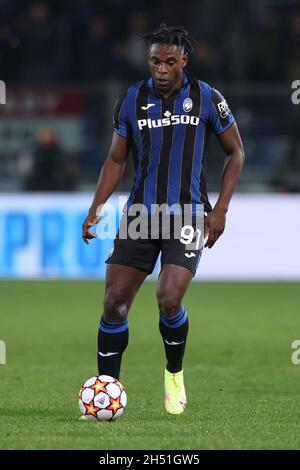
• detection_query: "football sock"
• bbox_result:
[97,316,129,380]
[159,306,189,373]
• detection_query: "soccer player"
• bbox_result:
[82,24,244,415]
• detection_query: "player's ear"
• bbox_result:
[182,52,188,68]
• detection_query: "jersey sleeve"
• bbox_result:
[113,92,129,138]
[209,88,235,135]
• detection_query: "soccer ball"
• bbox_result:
[78,375,127,421]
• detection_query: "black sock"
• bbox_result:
[159,307,189,373]
[97,316,129,380]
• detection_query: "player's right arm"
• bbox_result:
[82,132,129,244]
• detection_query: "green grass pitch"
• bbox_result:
[0,280,300,450]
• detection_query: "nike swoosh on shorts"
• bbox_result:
[98,352,119,357]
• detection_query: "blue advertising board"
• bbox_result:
[0,193,125,278]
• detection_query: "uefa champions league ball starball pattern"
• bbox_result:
[78,375,127,421]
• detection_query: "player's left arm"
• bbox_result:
[204,122,245,248]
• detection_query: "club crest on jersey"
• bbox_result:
[183,97,193,112]
[217,99,231,119]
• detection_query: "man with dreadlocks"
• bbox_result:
[82,24,244,415]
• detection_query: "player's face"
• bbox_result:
[148,43,188,93]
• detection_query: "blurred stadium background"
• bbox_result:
[0,0,299,279]
[1,0,300,452]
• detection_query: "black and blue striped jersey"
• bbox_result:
[113,71,235,214]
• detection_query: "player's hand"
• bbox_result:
[204,208,226,249]
[82,212,100,245]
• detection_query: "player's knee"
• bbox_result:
[103,294,128,323]
[157,291,182,318]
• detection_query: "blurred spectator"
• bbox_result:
[271,102,300,192]
[0,0,297,83]
[271,147,300,193]
[18,1,70,82]
[19,128,79,191]
[290,10,300,44]
[0,0,299,195]
[189,40,220,81]
[245,8,286,81]
[126,12,149,75]
[79,15,111,79]
[106,0,132,34]
[0,22,20,80]
[110,40,139,81]
[287,11,300,81]
[288,45,300,81]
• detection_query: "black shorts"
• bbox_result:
[105,214,203,276]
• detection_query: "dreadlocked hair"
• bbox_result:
[143,23,197,53]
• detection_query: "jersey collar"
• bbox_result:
[147,70,190,98]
